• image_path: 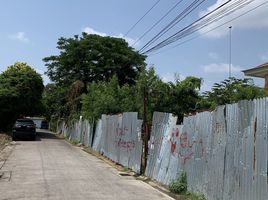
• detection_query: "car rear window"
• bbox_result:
[16,119,35,125]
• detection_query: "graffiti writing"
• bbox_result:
[169,127,204,164]
[116,124,129,136]
[114,139,135,152]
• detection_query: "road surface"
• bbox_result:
[0,130,173,200]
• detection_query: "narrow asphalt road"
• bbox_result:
[0,130,173,200]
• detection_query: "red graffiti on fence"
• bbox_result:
[114,139,135,152]
[169,127,204,164]
[116,124,129,136]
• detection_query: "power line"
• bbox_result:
[139,0,208,52]
[142,0,254,54]
[141,0,233,53]
[123,0,161,37]
[148,0,268,56]
[131,0,184,47]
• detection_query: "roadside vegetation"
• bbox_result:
[0,62,44,131]
[169,172,206,200]
[0,133,11,151]
[1,32,267,132]
[40,32,268,126]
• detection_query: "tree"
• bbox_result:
[43,33,146,87]
[0,62,44,130]
[135,66,202,122]
[81,76,136,121]
[198,77,268,109]
[42,83,69,120]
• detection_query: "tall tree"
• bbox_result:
[43,33,146,86]
[0,62,44,130]
[198,77,268,109]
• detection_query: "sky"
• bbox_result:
[0,0,268,92]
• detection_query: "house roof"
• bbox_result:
[243,62,268,78]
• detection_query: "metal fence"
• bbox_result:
[92,112,143,173]
[57,112,143,173]
[145,98,268,200]
[57,118,93,147]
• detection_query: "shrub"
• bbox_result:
[169,171,187,194]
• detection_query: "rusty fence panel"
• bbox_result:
[146,98,268,200]
[92,112,143,173]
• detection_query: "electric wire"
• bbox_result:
[142,0,254,54]
[139,0,208,52]
[131,0,184,47]
[141,0,233,53]
[148,0,268,57]
[124,0,161,37]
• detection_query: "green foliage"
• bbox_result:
[185,192,206,200]
[81,76,136,121]
[69,139,80,145]
[42,83,69,120]
[136,66,202,122]
[81,66,202,123]
[123,166,129,172]
[43,33,146,121]
[198,77,268,109]
[0,62,44,130]
[169,171,188,194]
[43,32,146,87]
[169,172,206,200]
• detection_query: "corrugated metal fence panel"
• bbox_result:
[81,120,92,147]
[146,98,268,200]
[145,112,173,179]
[57,119,93,146]
[254,98,268,200]
[118,113,142,173]
[98,112,143,173]
[183,110,215,198]
[92,119,102,152]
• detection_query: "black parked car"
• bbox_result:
[12,119,36,140]
[40,120,49,129]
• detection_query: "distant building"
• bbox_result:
[243,62,268,89]
[30,117,45,128]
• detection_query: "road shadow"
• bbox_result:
[37,130,63,140]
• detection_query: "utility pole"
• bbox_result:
[142,86,149,174]
[229,26,232,78]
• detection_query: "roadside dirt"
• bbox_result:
[0,133,13,170]
[0,133,11,152]
[81,146,184,200]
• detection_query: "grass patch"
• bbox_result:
[169,172,206,200]
[69,139,80,145]
[169,171,187,194]
[123,166,129,172]
[184,192,206,200]
[0,133,11,151]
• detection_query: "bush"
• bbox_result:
[169,171,187,194]
[185,192,206,200]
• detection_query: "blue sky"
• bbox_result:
[0,0,268,91]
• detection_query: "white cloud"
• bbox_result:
[203,63,243,73]
[260,51,268,61]
[8,32,29,43]
[83,27,107,37]
[199,0,268,38]
[82,27,140,47]
[208,52,219,59]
